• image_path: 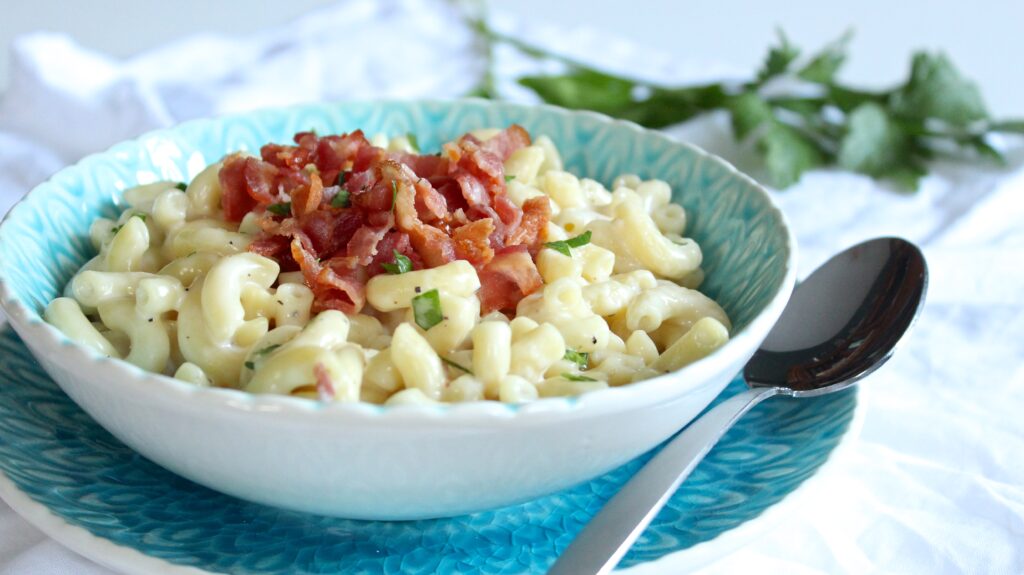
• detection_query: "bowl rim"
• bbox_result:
[0,98,797,422]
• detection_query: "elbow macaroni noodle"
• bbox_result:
[46,132,732,404]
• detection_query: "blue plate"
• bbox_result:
[0,326,856,574]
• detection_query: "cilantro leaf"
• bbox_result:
[412,289,443,330]
[267,202,291,216]
[544,231,592,257]
[562,373,598,382]
[174,182,188,191]
[518,68,636,116]
[727,91,774,140]
[890,52,988,126]
[484,20,1024,193]
[504,175,516,182]
[797,30,852,84]
[617,85,728,128]
[564,349,589,369]
[381,250,413,275]
[838,102,912,176]
[331,189,350,208]
[244,361,255,370]
[441,357,473,375]
[757,29,800,83]
[760,122,826,188]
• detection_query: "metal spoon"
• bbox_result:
[548,237,928,575]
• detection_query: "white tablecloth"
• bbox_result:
[1,1,1022,573]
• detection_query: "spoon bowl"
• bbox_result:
[746,237,928,395]
[549,237,928,575]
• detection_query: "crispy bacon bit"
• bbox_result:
[314,265,365,313]
[313,362,336,401]
[507,197,551,253]
[478,245,544,314]
[233,126,549,313]
[481,124,531,161]
[291,172,324,217]
[385,160,457,268]
[452,218,495,265]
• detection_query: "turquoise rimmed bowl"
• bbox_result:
[0,100,796,519]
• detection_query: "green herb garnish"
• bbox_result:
[562,372,598,382]
[544,230,592,257]
[469,20,1024,191]
[267,202,291,216]
[406,132,420,152]
[331,189,350,208]
[412,288,443,330]
[110,225,122,235]
[381,250,413,274]
[441,357,474,375]
[174,182,188,191]
[244,361,255,370]
[564,349,589,369]
[133,213,147,222]
[336,171,348,186]
[504,175,516,182]
[391,180,398,212]
[254,344,281,357]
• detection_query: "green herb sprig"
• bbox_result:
[412,288,443,330]
[381,250,413,275]
[267,202,292,216]
[544,230,591,257]
[471,22,1024,190]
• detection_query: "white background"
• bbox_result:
[1,0,1023,116]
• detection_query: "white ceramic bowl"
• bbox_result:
[0,100,795,519]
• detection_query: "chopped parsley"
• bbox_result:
[244,361,256,370]
[412,289,443,330]
[336,171,348,186]
[406,132,420,152]
[564,349,589,369]
[381,250,413,275]
[544,230,592,257]
[267,202,292,216]
[331,189,351,208]
[133,212,147,222]
[504,174,516,182]
[254,344,281,357]
[441,357,474,375]
[174,182,188,191]
[391,180,398,212]
[562,372,598,382]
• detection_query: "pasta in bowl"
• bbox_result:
[0,100,794,519]
[45,125,732,405]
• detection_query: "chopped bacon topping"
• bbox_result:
[478,246,544,314]
[226,125,546,313]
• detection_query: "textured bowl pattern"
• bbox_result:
[0,327,856,574]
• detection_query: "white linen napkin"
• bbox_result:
[1,1,1022,573]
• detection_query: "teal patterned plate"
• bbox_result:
[0,326,856,574]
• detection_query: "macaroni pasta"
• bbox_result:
[46,127,731,404]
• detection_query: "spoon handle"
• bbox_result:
[547,386,780,575]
